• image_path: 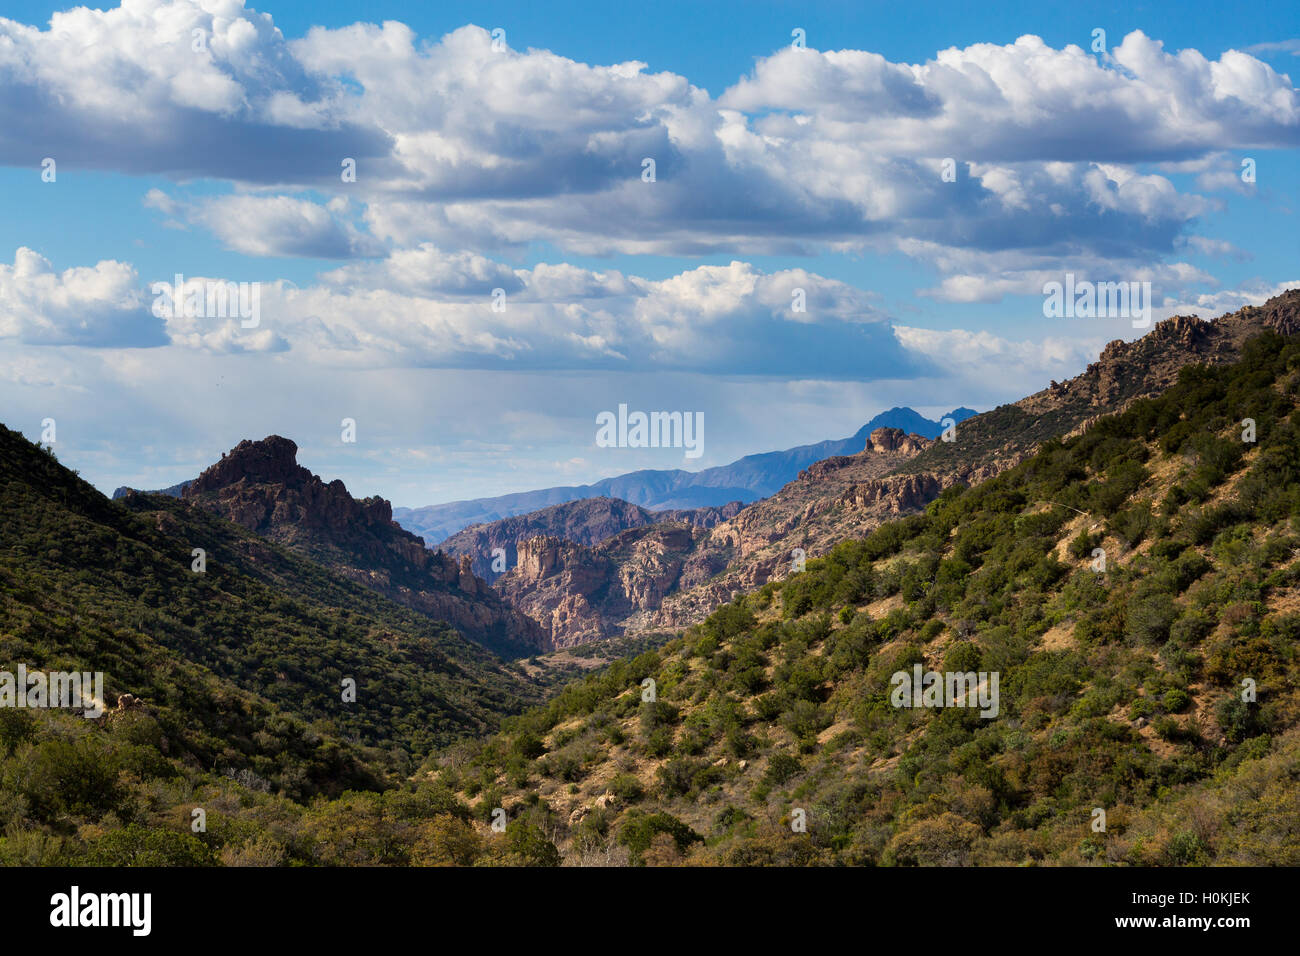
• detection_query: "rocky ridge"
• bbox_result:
[180,436,548,656]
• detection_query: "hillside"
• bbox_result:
[420,329,1300,866]
[635,292,1300,636]
[0,423,552,864]
[393,406,975,544]
[181,436,547,657]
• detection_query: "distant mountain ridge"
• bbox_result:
[394,406,976,544]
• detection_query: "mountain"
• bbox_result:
[179,436,548,658]
[466,291,1300,650]
[420,326,1300,865]
[630,291,1300,637]
[440,497,744,582]
[393,406,976,544]
[111,479,191,500]
[0,421,542,798]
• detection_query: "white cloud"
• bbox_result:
[2,9,1293,276]
[0,248,160,346]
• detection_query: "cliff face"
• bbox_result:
[496,523,709,648]
[494,428,932,644]
[439,496,743,581]
[182,436,548,657]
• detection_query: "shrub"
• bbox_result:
[763,753,804,786]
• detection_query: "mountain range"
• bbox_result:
[391,406,977,544]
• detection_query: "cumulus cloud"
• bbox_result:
[3,6,1295,279]
[0,248,162,346]
[0,241,927,377]
[0,0,390,183]
[180,194,384,258]
[237,257,925,377]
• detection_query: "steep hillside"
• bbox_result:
[393,406,975,543]
[424,330,1300,866]
[0,422,551,865]
[181,436,547,657]
[639,292,1300,635]
[441,497,744,582]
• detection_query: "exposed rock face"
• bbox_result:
[497,523,706,647]
[182,436,547,656]
[840,473,945,513]
[866,427,930,455]
[494,432,933,645]
[439,495,744,581]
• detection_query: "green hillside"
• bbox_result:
[424,331,1300,865]
[0,423,544,863]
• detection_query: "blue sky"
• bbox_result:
[0,0,1296,506]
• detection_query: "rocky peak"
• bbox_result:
[188,436,308,494]
[1249,288,1300,337]
[181,435,547,656]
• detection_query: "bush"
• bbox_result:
[504,820,561,867]
[617,811,703,865]
[763,753,804,786]
[83,825,215,866]
[608,773,645,802]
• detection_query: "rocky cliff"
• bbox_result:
[439,496,744,581]
[495,522,715,648]
[495,427,931,644]
[181,436,548,657]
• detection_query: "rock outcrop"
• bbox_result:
[182,436,547,656]
[439,496,743,581]
[497,523,706,647]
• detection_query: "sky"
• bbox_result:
[0,0,1297,507]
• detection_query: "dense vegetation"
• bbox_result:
[3,331,1298,866]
